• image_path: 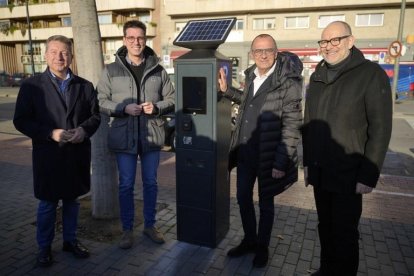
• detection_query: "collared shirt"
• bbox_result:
[50,70,71,94]
[253,61,277,95]
[126,55,145,66]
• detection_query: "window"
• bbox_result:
[285,16,309,29]
[253,18,275,30]
[318,15,345,28]
[61,16,71,27]
[98,14,112,25]
[139,14,150,23]
[356,13,384,26]
[175,22,186,33]
[232,19,244,30]
[0,0,7,7]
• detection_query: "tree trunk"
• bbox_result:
[69,0,119,218]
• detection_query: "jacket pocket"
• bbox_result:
[108,118,129,150]
[148,118,165,147]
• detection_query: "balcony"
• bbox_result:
[164,0,409,16]
[0,2,70,20]
[96,0,155,12]
[0,23,156,42]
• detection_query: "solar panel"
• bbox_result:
[173,17,236,50]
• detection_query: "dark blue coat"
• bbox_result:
[13,70,101,201]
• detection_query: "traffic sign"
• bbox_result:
[388,40,402,57]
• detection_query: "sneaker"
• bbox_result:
[119,230,134,249]
[143,226,165,244]
[227,239,257,257]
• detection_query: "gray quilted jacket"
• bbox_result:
[97,46,175,153]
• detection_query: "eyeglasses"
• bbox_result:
[125,36,146,43]
[251,48,277,57]
[317,35,351,48]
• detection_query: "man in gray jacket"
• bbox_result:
[97,20,175,248]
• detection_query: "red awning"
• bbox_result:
[170,50,190,60]
[279,48,319,56]
[279,47,388,56]
[359,48,388,54]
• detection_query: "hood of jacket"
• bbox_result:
[114,45,160,69]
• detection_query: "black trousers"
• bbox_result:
[313,186,362,276]
[236,147,274,246]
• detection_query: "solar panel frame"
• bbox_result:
[173,17,237,50]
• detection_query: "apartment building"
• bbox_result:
[0,0,160,75]
[161,0,414,82]
[0,0,413,82]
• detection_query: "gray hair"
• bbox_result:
[251,34,278,50]
[45,35,73,52]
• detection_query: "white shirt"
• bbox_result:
[253,61,277,95]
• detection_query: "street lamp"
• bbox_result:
[25,0,35,75]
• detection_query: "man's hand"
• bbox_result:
[124,103,143,116]
[51,129,72,143]
[355,182,373,194]
[304,166,310,187]
[272,168,286,179]
[218,67,228,93]
[141,102,154,114]
[67,127,86,144]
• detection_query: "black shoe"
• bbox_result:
[36,246,53,267]
[227,239,257,257]
[311,269,323,276]
[252,245,268,268]
[62,240,90,258]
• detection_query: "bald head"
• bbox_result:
[323,21,352,38]
[319,20,354,65]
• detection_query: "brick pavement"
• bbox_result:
[1,91,414,275]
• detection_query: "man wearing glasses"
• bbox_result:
[97,20,175,248]
[302,21,392,275]
[218,34,303,268]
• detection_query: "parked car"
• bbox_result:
[10,73,26,86]
[0,71,26,87]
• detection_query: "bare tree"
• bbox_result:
[69,0,119,218]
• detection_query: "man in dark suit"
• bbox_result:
[13,35,101,267]
[302,21,392,276]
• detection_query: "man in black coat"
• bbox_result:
[302,21,392,276]
[218,34,303,268]
[13,35,101,267]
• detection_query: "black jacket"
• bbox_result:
[302,47,392,193]
[13,70,101,201]
[224,52,303,198]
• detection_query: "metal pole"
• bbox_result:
[391,0,406,107]
[25,0,35,75]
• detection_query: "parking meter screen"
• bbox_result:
[182,77,207,114]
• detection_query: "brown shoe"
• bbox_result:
[119,230,134,249]
[143,226,165,244]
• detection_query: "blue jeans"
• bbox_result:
[116,149,160,230]
[37,199,79,249]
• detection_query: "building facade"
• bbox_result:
[0,0,159,75]
[0,0,413,83]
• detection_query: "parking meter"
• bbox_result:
[173,18,236,247]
